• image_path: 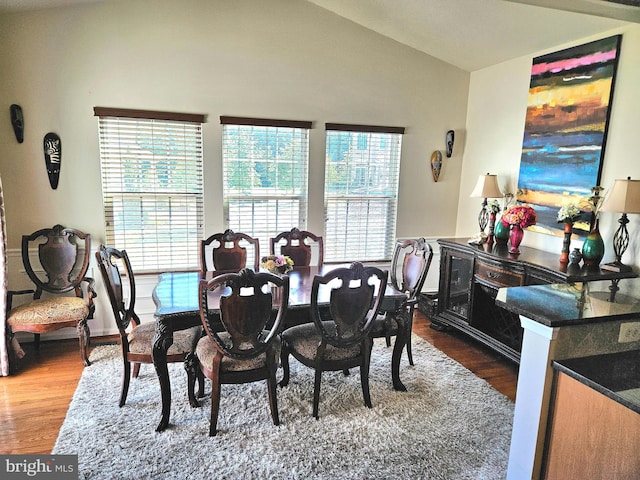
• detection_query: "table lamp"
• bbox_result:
[470,173,503,240]
[600,176,640,272]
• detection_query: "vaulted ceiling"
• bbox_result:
[0,0,637,71]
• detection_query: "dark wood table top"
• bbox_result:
[153,265,407,318]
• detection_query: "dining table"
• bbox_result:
[151,264,410,432]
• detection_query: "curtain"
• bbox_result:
[0,175,8,375]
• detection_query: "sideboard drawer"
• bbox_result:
[475,260,524,288]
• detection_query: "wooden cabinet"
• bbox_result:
[432,238,636,363]
[544,362,640,479]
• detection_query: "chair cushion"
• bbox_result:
[195,332,281,373]
[128,323,201,356]
[8,296,89,326]
[281,322,361,362]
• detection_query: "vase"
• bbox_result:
[559,222,572,264]
[494,218,509,245]
[508,224,524,254]
[569,247,582,265]
[582,218,605,267]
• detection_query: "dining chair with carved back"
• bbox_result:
[270,228,323,268]
[96,245,204,407]
[370,238,433,366]
[7,225,97,366]
[196,268,289,436]
[279,261,387,419]
[200,229,260,274]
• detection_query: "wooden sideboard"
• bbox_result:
[430,238,637,363]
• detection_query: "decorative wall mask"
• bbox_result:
[445,130,454,157]
[430,150,442,182]
[43,132,61,189]
[10,104,24,143]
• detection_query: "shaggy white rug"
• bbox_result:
[53,336,514,479]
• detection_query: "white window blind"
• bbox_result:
[324,123,404,262]
[95,108,204,272]
[221,116,311,253]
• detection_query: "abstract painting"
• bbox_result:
[516,35,622,235]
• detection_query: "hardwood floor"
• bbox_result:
[0,311,518,454]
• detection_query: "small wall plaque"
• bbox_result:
[44,132,61,189]
[430,150,442,182]
[10,104,24,143]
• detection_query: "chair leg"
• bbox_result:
[406,310,415,366]
[312,367,323,419]
[184,352,200,408]
[361,340,373,408]
[208,354,223,436]
[132,362,141,378]
[267,365,280,426]
[279,345,291,387]
[120,360,131,407]
[196,369,205,398]
[77,320,91,367]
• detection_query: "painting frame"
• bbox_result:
[516,34,622,236]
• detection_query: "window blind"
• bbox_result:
[221,117,311,253]
[324,124,404,262]
[96,108,204,272]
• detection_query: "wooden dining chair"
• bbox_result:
[196,268,289,436]
[279,262,387,419]
[370,238,433,366]
[96,245,204,407]
[270,228,324,267]
[7,225,97,366]
[200,229,260,273]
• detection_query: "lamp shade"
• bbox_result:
[601,177,640,214]
[470,173,503,199]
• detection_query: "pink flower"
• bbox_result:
[501,205,537,229]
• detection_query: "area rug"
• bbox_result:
[53,336,514,479]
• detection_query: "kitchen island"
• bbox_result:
[496,277,640,479]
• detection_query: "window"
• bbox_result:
[95,107,204,272]
[221,116,311,251]
[324,123,404,262]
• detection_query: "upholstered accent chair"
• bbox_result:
[270,228,324,268]
[7,225,96,366]
[279,262,387,419]
[196,268,289,436]
[370,238,433,366]
[96,245,204,407]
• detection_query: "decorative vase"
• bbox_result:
[560,222,572,264]
[569,247,582,265]
[508,224,524,254]
[494,218,509,245]
[581,218,605,267]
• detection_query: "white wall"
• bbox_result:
[0,0,469,338]
[460,24,640,269]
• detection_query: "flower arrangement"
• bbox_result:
[501,204,537,229]
[260,255,294,275]
[557,202,582,224]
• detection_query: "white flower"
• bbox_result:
[557,202,581,223]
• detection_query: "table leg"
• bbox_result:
[391,306,408,392]
[152,318,173,432]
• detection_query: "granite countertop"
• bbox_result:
[495,277,640,327]
[553,350,640,414]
